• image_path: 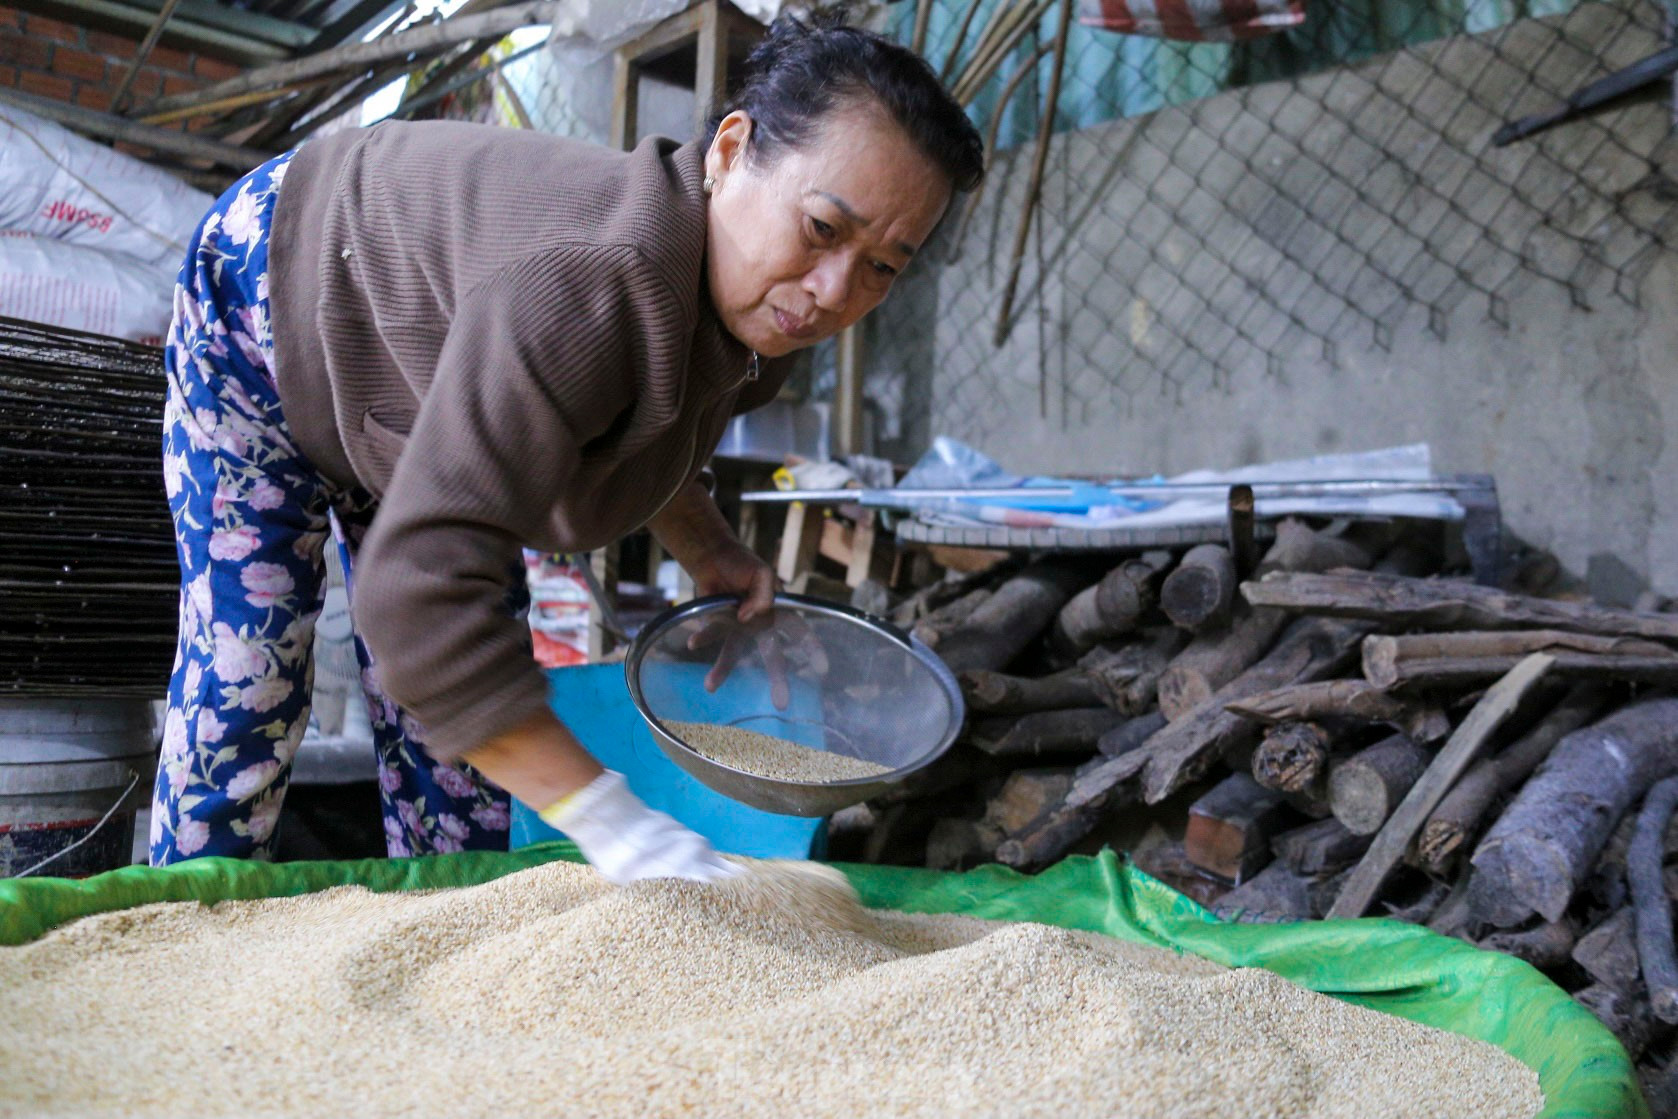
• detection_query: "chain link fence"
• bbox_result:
[860,0,1678,465]
[447,1,1676,473]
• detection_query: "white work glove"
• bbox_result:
[538,770,741,886]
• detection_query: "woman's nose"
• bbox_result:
[804,255,851,313]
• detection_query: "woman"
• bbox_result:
[152,12,983,883]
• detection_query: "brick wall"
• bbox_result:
[0,5,242,112]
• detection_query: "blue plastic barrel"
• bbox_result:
[509,664,826,860]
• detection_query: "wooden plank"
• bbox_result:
[1327,653,1552,920]
[11,0,290,63]
[141,0,566,117]
[0,88,270,170]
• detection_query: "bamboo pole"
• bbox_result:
[141,0,569,118]
[992,0,1070,347]
[0,87,270,170]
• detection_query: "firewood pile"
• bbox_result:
[824,517,1678,1105]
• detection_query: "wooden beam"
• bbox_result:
[10,0,292,63]
[141,0,569,118]
[0,87,269,170]
[1326,653,1552,920]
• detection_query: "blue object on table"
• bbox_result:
[508,664,827,860]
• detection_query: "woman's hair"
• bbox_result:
[702,7,984,192]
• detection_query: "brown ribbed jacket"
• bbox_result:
[267,121,784,762]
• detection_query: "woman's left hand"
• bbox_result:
[690,538,777,622]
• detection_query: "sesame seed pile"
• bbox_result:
[667,720,893,782]
[0,860,1541,1118]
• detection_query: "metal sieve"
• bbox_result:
[624,593,964,816]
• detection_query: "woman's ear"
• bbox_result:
[705,110,754,188]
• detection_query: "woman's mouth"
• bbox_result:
[773,308,816,340]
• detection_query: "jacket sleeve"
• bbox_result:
[352,244,680,761]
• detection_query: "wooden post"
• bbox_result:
[835,324,865,457]
[586,543,620,663]
[1327,653,1552,920]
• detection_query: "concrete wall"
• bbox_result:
[871,1,1678,599]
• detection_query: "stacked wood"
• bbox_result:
[810,515,1678,1092]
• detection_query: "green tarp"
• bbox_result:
[0,844,1645,1118]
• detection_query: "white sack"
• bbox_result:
[0,232,173,345]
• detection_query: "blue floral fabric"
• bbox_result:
[153,151,513,865]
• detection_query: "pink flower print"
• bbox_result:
[378,764,403,794]
[470,801,510,832]
[212,621,266,682]
[187,407,219,452]
[431,834,464,854]
[238,677,290,713]
[211,477,238,520]
[431,764,477,800]
[436,812,470,841]
[160,708,189,763]
[196,708,227,744]
[246,796,282,842]
[247,478,286,511]
[384,817,410,857]
[163,452,188,501]
[241,562,293,607]
[397,799,423,835]
[209,523,261,563]
[149,808,165,849]
[227,760,280,801]
[167,759,189,797]
[223,186,262,247]
[187,572,214,623]
[183,660,204,702]
[175,817,210,856]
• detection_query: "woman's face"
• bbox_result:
[703,104,953,358]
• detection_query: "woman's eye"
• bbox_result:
[870,260,897,278]
[809,217,835,240]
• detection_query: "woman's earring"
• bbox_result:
[702,175,716,195]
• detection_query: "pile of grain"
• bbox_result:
[668,720,892,782]
[0,860,1541,1119]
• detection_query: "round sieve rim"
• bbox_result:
[624,592,965,787]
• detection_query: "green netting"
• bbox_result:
[0,845,1644,1119]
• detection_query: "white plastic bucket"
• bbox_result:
[0,698,157,878]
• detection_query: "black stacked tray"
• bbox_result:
[0,316,176,695]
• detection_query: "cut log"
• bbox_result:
[1226,679,1451,744]
[993,732,1150,871]
[970,707,1121,761]
[925,818,1001,871]
[1097,710,1168,758]
[1364,629,1678,689]
[1211,861,1318,923]
[1329,734,1431,836]
[1327,654,1553,920]
[1573,907,1641,990]
[1271,818,1371,876]
[911,587,993,649]
[1160,544,1237,632]
[1414,684,1606,875]
[1251,721,1335,797]
[1468,697,1678,927]
[1631,775,1678,1022]
[870,744,1001,806]
[1131,841,1230,908]
[1244,569,1678,644]
[1478,919,1578,969]
[1381,878,1452,924]
[1135,616,1373,803]
[1079,628,1187,715]
[1252,517,1376,577]
[1184,773,1294,882]
[1426,867,1476,939]
[982,768,1076,836]
[1155,604,1287,720]
[959,668,1101,715]
[1153,523,1379,721]
[934,560,1091,672]
[1051,551,1170,652]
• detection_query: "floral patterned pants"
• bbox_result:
[151,151,513,865]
